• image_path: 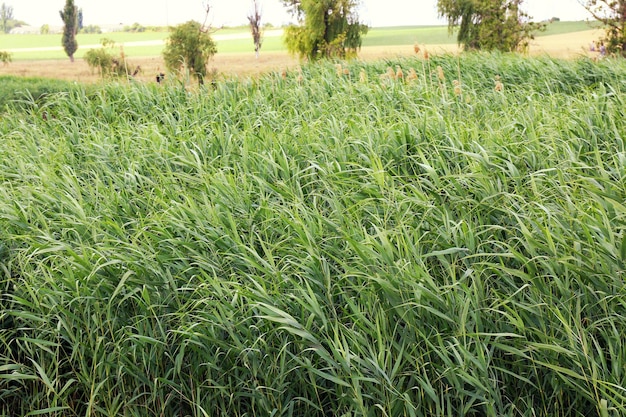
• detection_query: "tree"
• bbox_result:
[85,38,139,78]
[162,20,217,84]
[437,0,544,52]
[248,0,263,58]
[77,8,83,31]
[59,0,79,62]
[579,0,626,57]
[1,3,13,34]
[81,24,102,34]
[281,0,369,60]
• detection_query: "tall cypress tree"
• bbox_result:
[60,0,78,62]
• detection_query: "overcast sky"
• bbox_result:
[12,0,592,28]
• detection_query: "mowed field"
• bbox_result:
[0,22,604,82]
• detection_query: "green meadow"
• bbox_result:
[1,52,625,416]
[0,21,594,60]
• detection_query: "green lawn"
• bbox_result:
[0,32,169,49]
[362,25,455,46]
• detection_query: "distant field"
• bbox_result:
[362,25,453,47]
[0,21,598,61]
[540,19,599,36]
[0,21,604,83]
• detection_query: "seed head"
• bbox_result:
[335,63,343,77]
[413,43,421,54]
[407,68,418,82]
[281,69,287,79]
[386,66,396,80]
[423,50,430,60]
[395,66,404,80]
[343,67,350,76]
[359,68,368,83]
[437,66,445,81]
[453,79,462,96]
[494,80,504,92]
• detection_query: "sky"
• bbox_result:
[12,0,593,28]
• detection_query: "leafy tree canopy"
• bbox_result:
[281,0,368,60]
[579,0,626,57]
[162,20,217,84]
[1,2,14,33]
[437,0,544,52]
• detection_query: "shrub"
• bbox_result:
[84,38,135,78]
[0,51,11,65]
[81,24,102,34]
[124,22,145,32]
[163,20,217,84]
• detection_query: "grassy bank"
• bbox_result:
[1,53,625,416]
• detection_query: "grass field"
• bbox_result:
[0,29,605,85]
[1,52,625,416]
[0,21,596,61]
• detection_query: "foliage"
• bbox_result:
[437,0,545,51]
[0,2,12,33]
[248,0,263,58]
[1,54,626,416]
[0,75,81,111]
[0,50,10,64]
[579,0,626,56]
[162,20,217,84]
[77,7,83,31]
[282,0,369,59]
[40,24,49,34]
[124,22,146,33]
[59,0,78,62]
[84,38,136,78]
[81,24,102,34]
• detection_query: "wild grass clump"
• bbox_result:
[0,50,11,65]
[0,76,85,113]
[1,53,625,416]
[84,38,140,79]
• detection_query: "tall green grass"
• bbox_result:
[1,53,625,416]
[0,76,85,111]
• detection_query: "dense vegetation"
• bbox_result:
[1,53,625,416]
[437,0,545,51]
[0,75,84,111]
